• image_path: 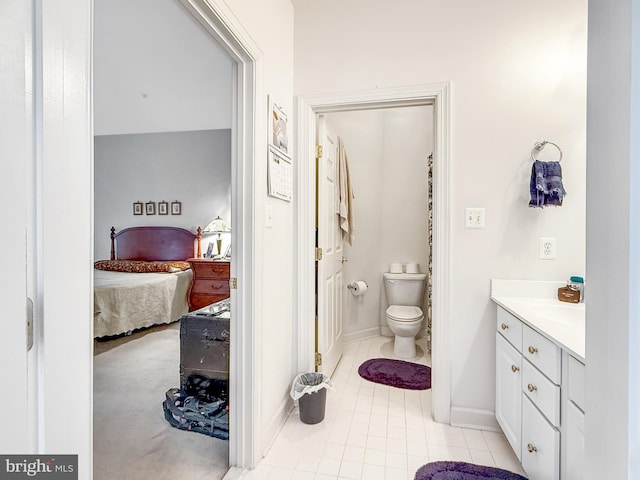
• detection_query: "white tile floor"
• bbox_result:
[243,336,526,480]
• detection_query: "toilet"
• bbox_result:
[383,272,427,359]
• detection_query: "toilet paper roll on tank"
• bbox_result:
[348,281,368,296]
[388,263,421,273]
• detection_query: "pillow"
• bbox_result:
[94,260,191,273]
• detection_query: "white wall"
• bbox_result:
[327,106,434,341]
[221,0,296,457]
[295,0,587,425]
[94,0,232,135]
[94,129,231,259]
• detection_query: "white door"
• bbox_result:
[495,333,522,460]
[0,0,35,452]
[316,115,344,377]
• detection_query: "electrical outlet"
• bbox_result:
[539,237,556,260]
[464,208,485,229]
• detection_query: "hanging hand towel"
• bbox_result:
[337,136,354,245]
[529,160,566,208]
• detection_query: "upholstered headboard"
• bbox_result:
[110,226,202,261]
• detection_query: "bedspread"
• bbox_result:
[94,269,193,338]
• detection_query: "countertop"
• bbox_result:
[491,279,585,362]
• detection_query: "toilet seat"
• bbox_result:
[386,305,423,322]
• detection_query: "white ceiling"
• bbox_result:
[94,0,233,136]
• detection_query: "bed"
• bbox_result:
[94,226,202,338]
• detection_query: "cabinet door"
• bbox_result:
[521,396,560,480]
[565,401,584,480]
[496,332,522,459]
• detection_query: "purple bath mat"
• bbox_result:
[415,461,527,480]
[357,358,431,390]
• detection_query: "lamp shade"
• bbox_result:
[203,216,230,234]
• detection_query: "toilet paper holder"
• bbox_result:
[347,282,368,291]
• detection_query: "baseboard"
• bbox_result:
[343,327,381,344]
[222,466,244,479]
[261,395,294,457]
[344,327,431,344]
[450,407,500,431]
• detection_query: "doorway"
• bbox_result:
[296,84,452,424]
[90,0,260,475]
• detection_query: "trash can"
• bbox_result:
[290,372,333,425]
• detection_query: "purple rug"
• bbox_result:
[357,358,431,390]
[415,462,527,480]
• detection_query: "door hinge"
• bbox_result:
[316,145,323,158]
[315,247,323,261]
[229,277,237,289]
[315,352,322,367]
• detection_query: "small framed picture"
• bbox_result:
[158,201,168,215]
[205,243,214,258]
[133,201,143,215]
[171,201,182,215]
[145,201,156,215]
[270,98,289,155]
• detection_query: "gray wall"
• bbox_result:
[94,129,231,260]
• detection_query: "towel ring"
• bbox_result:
[531,140,563,162]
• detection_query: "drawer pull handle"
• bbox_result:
[527,383,537,392]
[511,365,520,373]
[211,284,223,290]
[527,443,537,453]
[501,323,509,330]
[528,346,538,354]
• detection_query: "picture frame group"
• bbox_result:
[133,200,181,216]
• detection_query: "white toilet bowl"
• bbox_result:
[386,305,424,358]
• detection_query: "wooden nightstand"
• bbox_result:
[187,258,231,311]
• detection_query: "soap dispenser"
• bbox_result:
[569,276,585,303]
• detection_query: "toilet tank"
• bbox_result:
[383,273,427,306]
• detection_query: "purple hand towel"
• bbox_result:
[529,160,566,208]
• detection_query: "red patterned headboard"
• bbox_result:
[110,226,202,261]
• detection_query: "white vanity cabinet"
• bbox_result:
[495,305,585,480]
[564,354,585,480]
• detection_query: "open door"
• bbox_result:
[1,0,35,452]
[315,115,344,377]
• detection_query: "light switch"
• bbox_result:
[464,207,485,229]
[265,205,273,228]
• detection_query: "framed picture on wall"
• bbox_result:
[269,96,289,156]
[158,201,168,215]
[171,201,182,215]
[133,201,143,215]
[145,201,156,215]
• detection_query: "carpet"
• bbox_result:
[358,358,431,390]
[94,323,229,480]
[415,461,527,479]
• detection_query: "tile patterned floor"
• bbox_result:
[243,336,525,480]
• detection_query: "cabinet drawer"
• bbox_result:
[191,279,230,296]
[192,262,230,279]
[568,355,585,412]
[523,325,561,384]
[497,307,523,352]
[190,293,229,311]
[521,396,560,480]
[522,359,560,427]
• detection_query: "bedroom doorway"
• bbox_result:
[92,0,259,476]
[295,84,452,424]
